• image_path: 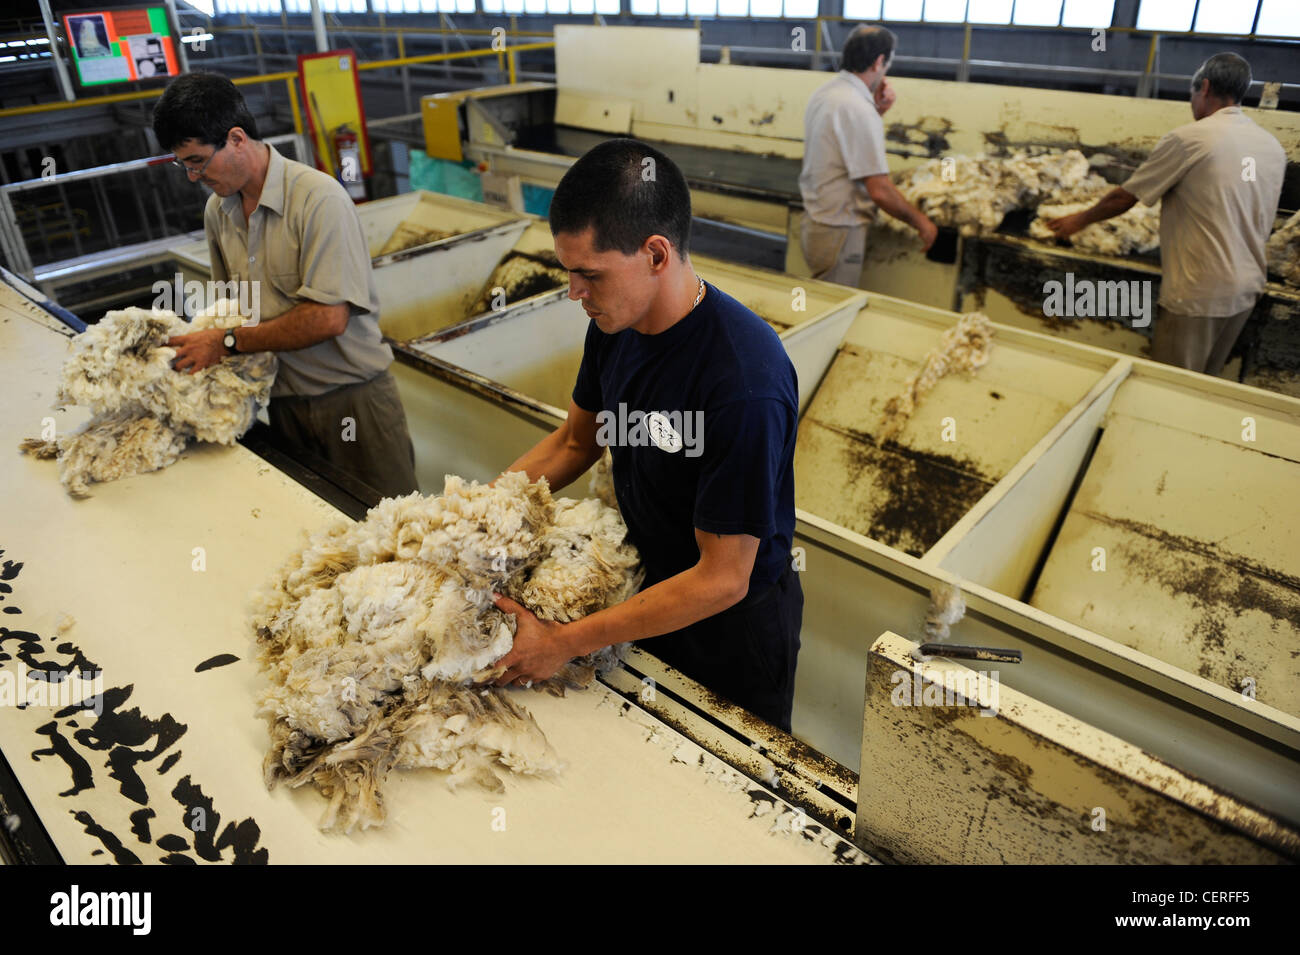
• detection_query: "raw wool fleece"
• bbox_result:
[253,470,644,833]
[1267,210,1300,288]
[469,252,568,316]
[888,149,1095,238]
[18,301,275,496]
[588,448,619,513]
[1029,199,1162,256]
[877,312,994,446]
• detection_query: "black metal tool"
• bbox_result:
[918,643,1022,664]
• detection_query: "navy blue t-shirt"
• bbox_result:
[572,280,798,592]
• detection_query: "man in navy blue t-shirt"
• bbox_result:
[492,138,803,731]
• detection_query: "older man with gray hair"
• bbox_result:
[1049,53,1285,376]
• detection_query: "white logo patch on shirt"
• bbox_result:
[645,412,683,453]
[594,404,703,457]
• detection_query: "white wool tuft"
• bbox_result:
[19,302,276,496]
[253,470,643,833]
[877,312,994,446]
[1267,210,1300,288]
[588,448,620,513]
[924,583,967,642]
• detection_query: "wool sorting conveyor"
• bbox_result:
[0,275,870,865]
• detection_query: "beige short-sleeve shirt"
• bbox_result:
[798,71,891,227]
[1124,107,1286,317]
[204,143,392,396]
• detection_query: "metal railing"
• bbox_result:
[0,37,556,120]
[0,132,310,279]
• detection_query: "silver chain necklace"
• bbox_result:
[691,275,705,310]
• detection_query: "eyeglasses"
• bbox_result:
[171,140,225,177]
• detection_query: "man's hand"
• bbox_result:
[866,175,937,252]
[490,594,573,686]
[1046,188,1138,240]
[168,328,227,374]
[916,214,938,252]
[1046,211,1088,239]
[874,79,896,115]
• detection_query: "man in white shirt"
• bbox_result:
[1048,53,1285,376]
[798,25,937,286]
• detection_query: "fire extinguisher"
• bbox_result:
[333,124,365,200]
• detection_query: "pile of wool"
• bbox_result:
[469,252,568,316]
[1029,199,1162,256]
[1267,210,1300,288]
[19,300,275,496]
[889,149,1093,237]
[253,470,643,833]
[376,223,454,256]
[877,312,994,446]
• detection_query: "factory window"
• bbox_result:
[382,0,475,11]
[923,0,967,21]
[1256,0,1300,36]
[333,0,476,9]
[881,0,922,19]
[1011,0,1061,25]
[841,0,882,18]
[1193,0,1259,34]
[629,0,814,14]
[265,0,364,11]
[966,0,1013,24]
[843,0,1109,27]
[1061,0,1113,28]
[1135,0,1196,32]
[483,0,615,11]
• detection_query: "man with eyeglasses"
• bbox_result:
[152,71,418,499]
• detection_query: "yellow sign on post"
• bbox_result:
[297,49,371,192]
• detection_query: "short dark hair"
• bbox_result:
[841,25,896,74]
[1192,53,1252,103]
[152,72,259,151]
[548,138,691,257]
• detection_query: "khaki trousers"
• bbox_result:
[1150,305,1255,377]
[268,368,419,500]
[799,217,867,287]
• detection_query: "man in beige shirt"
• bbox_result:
[1049,53,1285,376]
[152,72,418,498]
[798,24,936,286]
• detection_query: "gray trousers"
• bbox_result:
[268,368,419,499]
[1150,305,1255,377]
[799,217,867,287]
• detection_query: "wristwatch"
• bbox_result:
[223,330,239,355]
